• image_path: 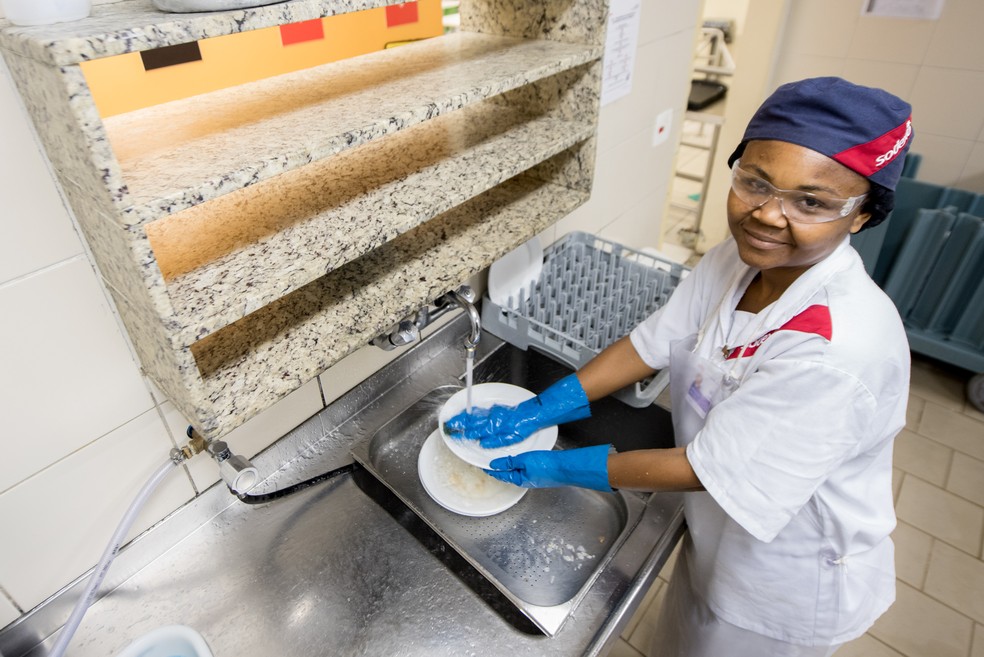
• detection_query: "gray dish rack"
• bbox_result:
[482,231,688,407]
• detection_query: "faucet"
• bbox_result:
[437,285,481,350]
[369,285,481,352]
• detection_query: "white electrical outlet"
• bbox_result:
[653,108,673,146]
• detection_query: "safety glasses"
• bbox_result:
[730,159,867,224]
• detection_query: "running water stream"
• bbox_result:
[465,347,475,413]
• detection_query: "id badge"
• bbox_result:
[685,374,713,418]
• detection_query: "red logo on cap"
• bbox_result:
[833,116,912,177]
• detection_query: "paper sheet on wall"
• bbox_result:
[601,0,641,106]
[862,0,945,20]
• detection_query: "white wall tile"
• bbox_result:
[771,53,846,87]
[161,379,324,493]
[637,0,701,45]
[599,29,695,154]
[0,409,195,611]
[555,192,607,239]
[0,257,153,493]
[839,60,919,100]
[923,0,984,71]
[958,141,984,191]
[910,67,984,141]
[907,133,973,188]
[321,343,406,405]
[587,124,678,232]
[598,186,669,250]
[0,59,84,285]
[0,591,19,629]
[778,0,858,58]
[849,14,935,66]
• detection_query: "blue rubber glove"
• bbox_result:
[444,374,591,448]
[484,444,613,492]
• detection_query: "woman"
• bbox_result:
[447,77,914,656]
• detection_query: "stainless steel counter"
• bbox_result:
[4,314,684,657]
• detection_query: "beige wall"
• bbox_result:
[0,0,701,626]
[696,0,984,252]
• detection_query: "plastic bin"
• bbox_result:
[856,176,984,375]
[117,625,213,657]
[482,231,688,407]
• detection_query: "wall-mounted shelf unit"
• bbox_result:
[0,0,607,439]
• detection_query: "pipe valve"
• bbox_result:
[207,440,259,494]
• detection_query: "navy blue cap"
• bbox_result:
[728,77,913,191]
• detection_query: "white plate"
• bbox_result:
[439,382,558,469]
[487,237,543,307]
[417,430,526,517]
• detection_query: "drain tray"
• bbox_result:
[351,385,646,636]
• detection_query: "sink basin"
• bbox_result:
[351,342,676,636]
[351,385,646,636]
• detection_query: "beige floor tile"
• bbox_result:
[892,521,934,589]
[894,428,953,486]
[973,624,984,657]
[906,394,926,430]
[910,357,967,412]
[917,402,984,462]
[657,537,682,582]
[627,580,668,655]
[948,452,984,507]
[965,399,984,423]
[608,637,646,657]
[835,634,904,657]
[892,468,904,502]
[870,581,974,657]
[924,540,984,625]
[896,475,984,555]
[622,578,664,639]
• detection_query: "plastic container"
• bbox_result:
[151,0,287,12]
[482,231,688,407]
[116,625,213,657]
[0,0,91,26]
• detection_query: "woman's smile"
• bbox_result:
[737,223,790,250]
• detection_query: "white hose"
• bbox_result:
[48,459,179,657]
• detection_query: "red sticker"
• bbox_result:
[386,2,419,27]
[280,19,325,46]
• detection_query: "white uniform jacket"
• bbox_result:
[630,236,909,646]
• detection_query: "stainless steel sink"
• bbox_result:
[351,385,647,636]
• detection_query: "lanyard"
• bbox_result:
[693,237,854,388]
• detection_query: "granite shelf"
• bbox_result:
[190,173,588,433]
[103,31,603,224]
[149,100,594,346]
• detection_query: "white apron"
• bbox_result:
[649,246,858,657]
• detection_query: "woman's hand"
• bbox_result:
[443,374,591,448]
[484,445,613,491]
